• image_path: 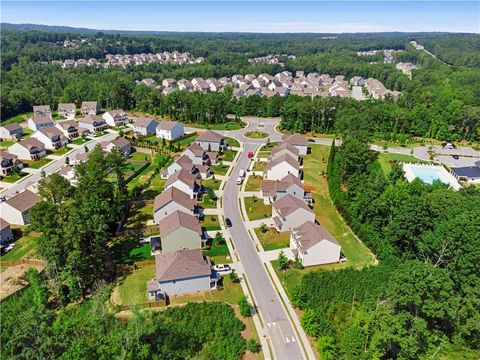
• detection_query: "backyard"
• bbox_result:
[0,232,38,261]
[124,204,154,230]
[23,158,53,169]
[245,175,263,191]
[199,194,217,209]
[244,196,272,221]
[220,149,238,162]
[203,177,222,191]
[200,215,221,231]
[377,152,427,174]
[224,136,241,148]
[254,227,290,251]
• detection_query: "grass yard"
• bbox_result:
[253,161,266,172]
[200,215,221,231]
[116,263,155,305]
[0,233,38,261]
[174,133,198,147]
[23,158,53,169]
[124,204,153,230]
[303,144,375,268]
[72,137,89,145]
[203,237,231,264]
[1,172,28,183]
[48,146,72,156]
[1,113,32,125]
[0,140,15,148]
[211,162,229,175]
[203,178,221,191]
[224,136,240,148]
[260,141,279,151]
[221,149,238,162]
[129,243,154,262]
[130,151,150,161]
[245,175,263,191]
[244,131,268,139]
[244,196,271,221]
[186,122,245,131]
[377,153,427,174]
[257,151,271,158]
[255,227,290,251]
[199,194,217,209]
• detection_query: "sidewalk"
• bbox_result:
[259,248,294,263]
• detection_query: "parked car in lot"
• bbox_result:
[213,264,232,272]
[225,218,232,227]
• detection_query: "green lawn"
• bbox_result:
[255,227,290,251]
[130,151,150,161]
[200,214,221,231]
[129,243,154,262]
[127,155,170,195]
[204,236,232,264]
[303,144,375,268]
[23,158,53,169]
[0,140,15,148]
[257,151,271,158]
[1,113,32,125]
[116,263,155,305]
[244,196,271,221]
[1,172,28,183]
[199,194,217,209]
[174,133,198,147]
[377,153,427,174]
[224,136,240,148]
[48,146,72,156]
[186,121,245,131]
[244,131,268,139]
[221,149,237,162]
[72,137,89,145]
[0,233,38,261]
[260,141,280,151]
[245,175,263,191]
[253,161,266,172]
[203,178,221,191]
[211,162,229,175]
[124,204,153,230]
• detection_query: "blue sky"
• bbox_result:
[2,1,479,33]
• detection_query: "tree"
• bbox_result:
[246,338,261,353]
[238,296,252,317]
[38,173,74,204]
[213,232,225,246]
[317,336,337,360]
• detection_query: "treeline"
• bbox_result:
[290,119,480,358]
[1,275,247,359]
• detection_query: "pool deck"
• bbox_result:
[403,163,462,190]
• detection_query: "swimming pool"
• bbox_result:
[402,164,462,190]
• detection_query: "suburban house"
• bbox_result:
[272,194,315,232]
[261,173,307,204]
[0,152,23,176]
[55,120,80,139]
[0,123,23,140]
[183,143,208,165]
[157,210,203,252]
[195,130,225,151]
[156,121,185,140]
[153,187,196,224]
[58,166,77,185]
[133,117,159,136]
[451,161,480,185]
[290,221,342,266]
[164,169,201,199]
[147,249,218,300]
[32,126,69,149]
[71,152,89,165]
[28,114,54,131]
[81,101,98,116]
[0,219,14,244]
[264,154,301,180]
[162,156,196,179]
[0,190,42,225]
[282,134,308,155]
[350,76,365,86]
[270,142,300,162]
[77,115,108,133]
[57,103,77,120]
[33,105,52,117]
[8,138,47,161]
[102,110,128,127]
[102,137,131,156]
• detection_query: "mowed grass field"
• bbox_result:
[303,144,375,268]
[377,152,428,174]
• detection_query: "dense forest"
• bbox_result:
[289,115,480,359]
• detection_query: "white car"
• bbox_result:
[236,177,243,185]
[213,264,232,272]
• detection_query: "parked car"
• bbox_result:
[452,155,459,159]
[308,138,316,143]
[0,195,6,202]
[236,177,243,185]
[213,264,232,272]
[225,218,232,227]
[239,169,246,178]
[247,151,254,159]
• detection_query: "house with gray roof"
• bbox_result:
[8,138,47,161]
[282,134,308,155]
[272,194,315,232]
[81,101,98,116]
[0,190,42,225]
[265,154,301,181]
[28,114,54,132]
[157,210,203,253]
[77,115,108,133]
[55,120,80,140]
[156,120,184,141]
[195,130,225,151]
[133,117,158,136]
[153,187,196,224]
[164,169,201,199]
[261,173,308,205]
[33,105,52,117]
[57,103,76,120]
[0,152,23,176]
[0,123,23,140]
[102,109,128,127]
[0,218,14,244]
[32,126,69,150]
[270,142,300,162]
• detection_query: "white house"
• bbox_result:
[57,103,76,120]
[195,130,225,151]
[77,115,108,133]
[8,138,47,161]
[270,142,300,162]
[32,126,69,150]
[33,105,52,117]
[102,110,128,127]
[265,154,301,180]
[282,134,308,155]
[162,156,196,179]
[102,137,131,156]
[55,120,80,139]
[0,219,14,244]
[164,169,201,199]
[153,187,196,224]
[0,124,23,140]
[261,173,305,204]
[183,143,207,165]
[272,194,315,232]
[1,152,23,176]
[0,190,42,226]
[133,117,158,136]
[81,101,98,116]
[290,221,342,266]
[28,115,54,132]
[156,121,184,141]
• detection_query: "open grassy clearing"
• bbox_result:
[1,113,32,125]
[186,121,246,131]
[244,196,271,221]
[255,227,290,251]
[377,152,428,174]
[245,175,263,191]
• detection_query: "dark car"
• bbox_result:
[225,218,232,227]
[452,155,459,159]
[308,138,316,143]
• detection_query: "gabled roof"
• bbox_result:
[0,218,11,231]
[58,103,76,111]
[282,134,308,147]
[16,138,45,151]
[134,117,158,128]
[30,114,53,125]
[157,120,181,131]
[33,105,51,114]
[4,190,41,212]
[266,154,300,171]
[81,101,97,109]
[111,137,130,148]
[273,194,313,218]
[279,173,304,189]
[154,187,195,212]
[185,143,205,157]
[196,130,223,143]
[155,249,211,282]
[1,123,22,132]
[271,142,300,157]
[56,120,78,130]
[165,169,198,189]
[78,115,105,125]
[106,109,127,118]
[37,126,65,139]
[158,210,201,237]
[292,221,340,250]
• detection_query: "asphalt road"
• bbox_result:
[223,141,305,359]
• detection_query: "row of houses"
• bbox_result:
[258,135,343,266]
[247,54,296,66]
[146,130,227,300]
[131,117,185,140]
[356,48,404,63]
[138,71,400,100]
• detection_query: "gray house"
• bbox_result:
[133,117,159,136]
[0,218,14,244]
[153,187,196,224]
[147,249,219,300]
[0,124,23,140]
[157,210,203,252]
[195,130,225,151]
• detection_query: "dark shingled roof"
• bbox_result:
[155,249,211,282]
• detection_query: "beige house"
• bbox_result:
[0,123,23,140]
[57,103,76,119]
[33,105,52,117]
[56,120,80,139]
[81,101,98,116]
[8,138,47,161]
[28,114,54,132]
[102,137,131,156]
[183,143,208,165]
[77,115,108,133]
[153,187,196,224]
[158,210,203,253]
[195,130,225,151]
[31,126,69,150]
[270,142,300,162]
[0,190,42,225]
[164,169,201,199]
[102,110,128,127]
[290,221,341,266]
[272,194,315,232]
[282,134,308,155]
[1,152,23,176]
[265,154,301,180]
[261,173,307,204]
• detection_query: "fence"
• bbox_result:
[0,258,45,268]
[118,300,166,311]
